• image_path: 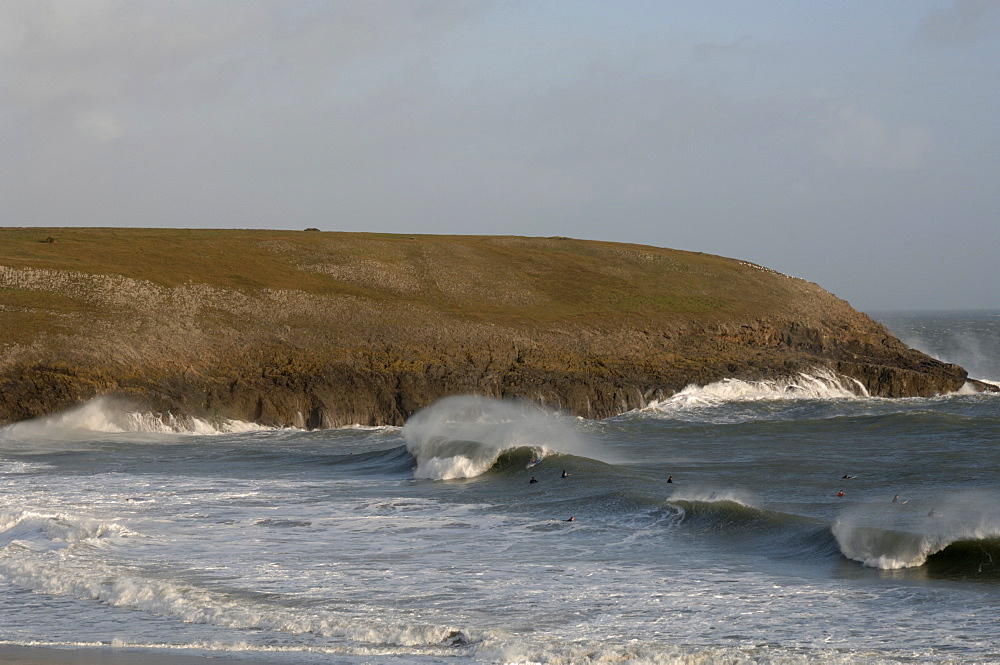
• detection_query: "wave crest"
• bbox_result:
[833,492,1000,573]
[402,395,595,480]
[832,522,947,570]
[0,397,273,443]
[646,369,868,412]
[0,510,136,553]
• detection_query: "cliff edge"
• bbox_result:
[0,228,987,428]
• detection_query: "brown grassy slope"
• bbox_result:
[0,228,823,320]
[0,228,976,427]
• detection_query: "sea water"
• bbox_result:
[0,311,998,664]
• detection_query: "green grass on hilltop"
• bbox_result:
[0,228,809,339]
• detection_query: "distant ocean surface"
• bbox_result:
[1,311,998,664]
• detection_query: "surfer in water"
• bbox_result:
[561,470,570,478]
[667,476,673,483]
[565,516,575,522]
[837,490,844,497]
[529,476,538,484]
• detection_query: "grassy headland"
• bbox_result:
[0,228,978,427]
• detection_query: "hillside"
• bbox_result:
[0,228,982,428]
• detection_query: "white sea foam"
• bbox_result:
[645,369,868,414]
[402,395,600,480]
[667,488,753,506]
[833,491,1000,569]
[0,397,273,444]
[832,522,946,569]
[0,543,478,651]
[0,510,136,553]
[0,460,51,474]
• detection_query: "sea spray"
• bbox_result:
[833,490,1000,569]
[0,397,273,445]
[878,311,1000,383]
[634,369,872,425]
[402,395,598,480]
[0,312,997,662]
[646,369,868,410]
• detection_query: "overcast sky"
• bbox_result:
[3,1,998,312]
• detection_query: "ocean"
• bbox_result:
[1,311,998,664]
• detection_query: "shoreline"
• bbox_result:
[0,645,287,664]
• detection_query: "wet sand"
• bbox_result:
[0,645,286,664]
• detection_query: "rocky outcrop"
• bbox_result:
[0,229,989,428]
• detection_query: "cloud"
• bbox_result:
[917,0,1000,46]
[809,99,933,171]
[72,109,123,142]
[1,0,486,134]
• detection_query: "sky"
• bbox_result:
[2,1,998,312]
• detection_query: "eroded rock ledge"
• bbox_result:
[0,229,989,428]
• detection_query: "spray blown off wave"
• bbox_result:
[0,397,273,444]
[833,492,1000,574]
[832,523,1000,576]
[402,395,599,480]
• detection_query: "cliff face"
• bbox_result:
[0,228,986,428]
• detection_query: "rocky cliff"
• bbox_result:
[0,228,988,428]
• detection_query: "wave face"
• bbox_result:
[833,491,1000,574]
[401,395,601,480]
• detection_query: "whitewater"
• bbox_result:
[0,310,998,664]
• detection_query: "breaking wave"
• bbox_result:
[833,523,1000,577]
[0,397,273,442]
[0,510,136,553]
[632,369,874,424]
[0,509,478,652]
[646,369,869,413]
[402,395,603,480]
[833,492,1000,576]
